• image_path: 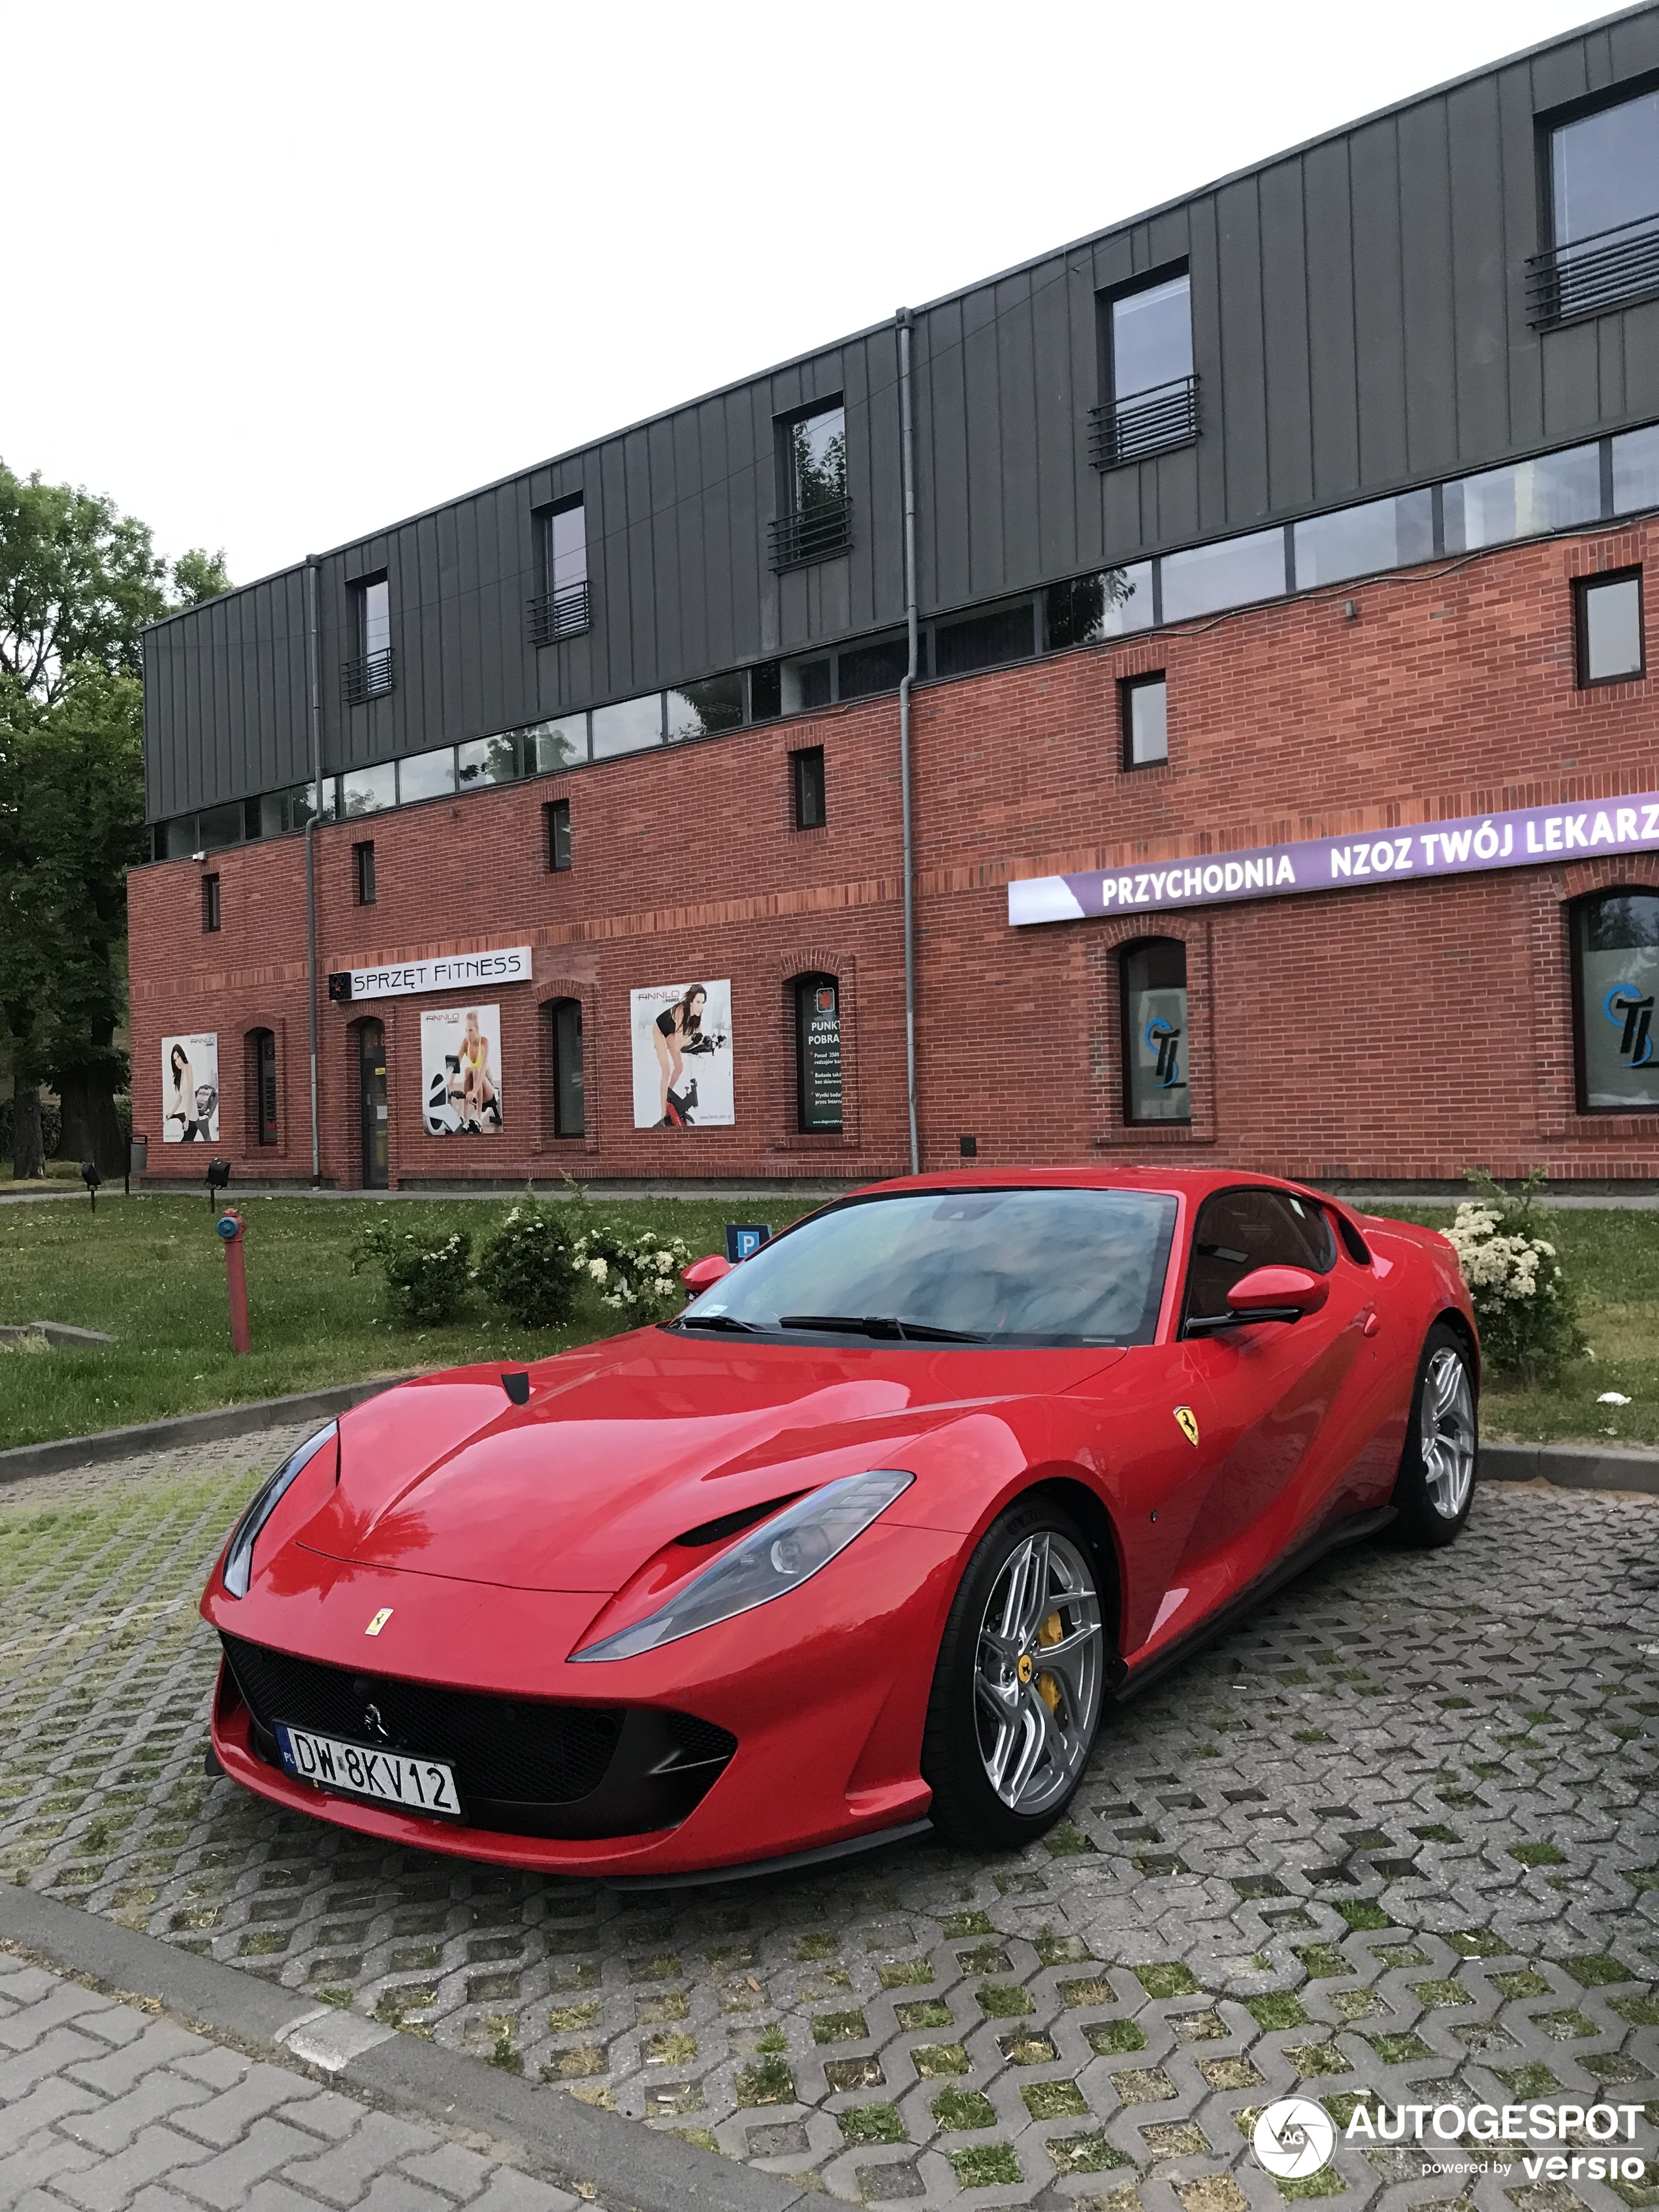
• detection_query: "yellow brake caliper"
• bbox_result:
[1035,1611,1064,1714]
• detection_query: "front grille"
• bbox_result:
[222,1633,622,1805]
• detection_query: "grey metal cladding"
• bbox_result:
[142,5,1659,822]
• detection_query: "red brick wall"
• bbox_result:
[128,521,1659,1188]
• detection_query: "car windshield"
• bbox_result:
[674,1187,1177,1347]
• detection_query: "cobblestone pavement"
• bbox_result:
[0,1950,584,2212]
[2,1425,1658,2209]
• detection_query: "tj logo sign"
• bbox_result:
[1606,983,1655,1068]
[1145,1016,1184,1090]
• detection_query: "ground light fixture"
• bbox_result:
[80,1161,101,1211]
[205,1157,231,1205]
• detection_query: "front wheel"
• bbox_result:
[1391,1322,1478,1547]
[922,1498,1108,1850]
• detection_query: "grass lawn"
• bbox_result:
[1,1190,1656,1452]
[0,1193,811,1449]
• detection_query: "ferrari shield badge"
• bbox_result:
[365,1608,393,1637]
[1173,1406,1200,1448]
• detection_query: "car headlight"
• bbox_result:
[570,1468,914,1662]
[221,1424,337,1597]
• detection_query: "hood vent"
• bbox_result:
[675,1494,803,1548]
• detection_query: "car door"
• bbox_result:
[1176,1186,1374,1574]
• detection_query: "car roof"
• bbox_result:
[851,1165,1313,1202]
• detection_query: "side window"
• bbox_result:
[1182,1188,1336,1327]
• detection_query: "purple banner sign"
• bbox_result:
[1007,791,1659,929]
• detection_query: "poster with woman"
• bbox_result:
[161,1033,220,1143]
[631,980,734,1129]
[420,1004,504,1134]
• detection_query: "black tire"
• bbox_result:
[922,1496,1109,1850]
[1391,1321,1478,1548]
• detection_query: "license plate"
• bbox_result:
[274,1722,462,1819]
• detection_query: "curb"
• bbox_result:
[0,1374,423,1486]
[1479,1437,1659,1496]
[0,1883,803,2212]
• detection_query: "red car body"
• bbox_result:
[201,1168,1476,1879]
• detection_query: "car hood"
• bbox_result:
[293,1330,1124,1592]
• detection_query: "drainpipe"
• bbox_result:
[302,556,324,1185]
[896,309,921,1177]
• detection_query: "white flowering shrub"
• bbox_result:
[1442,1170,1584,1385]
[475,1202,581,1328]
[349,1223,473,1326]
[572,1225,693,1315]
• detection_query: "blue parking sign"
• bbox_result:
[725,1223,772,1263]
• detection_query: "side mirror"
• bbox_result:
[681,1253,733,1290]
[1227,1265,1328,1319]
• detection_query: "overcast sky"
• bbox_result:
[0,0,1622,586]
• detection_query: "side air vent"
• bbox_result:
[675,1495,803,1548]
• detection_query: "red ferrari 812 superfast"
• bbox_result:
[201,1169,1478,1880]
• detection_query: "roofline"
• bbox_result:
[143,0,1658,638]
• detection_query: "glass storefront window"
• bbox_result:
[1613,425,1659,515]
[1046,565,1153,648]
[1575,892,1659,1112]
[1121,938,1190,1124]
[591,693,664,759]
[457,733,521,787]
[1161,528,1286,620]
[524,718,587,773]
[1293,490,1435,586]
[340,763,396,817]
[1443,444,1601,551]
[667,673,745,741]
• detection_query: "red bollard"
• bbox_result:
[215,1209,251,1355]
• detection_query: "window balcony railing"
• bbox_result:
[1089,375,1200,470]
[1528,211,1659,330]
[341,648,395,706]
[769,495,854,572]
[525,578,592,647]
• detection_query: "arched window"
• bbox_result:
[1573,890,1659,1112]
[794,974,843,1132]
[1121,939,1189,1125]
[549,999,585,1136]
[248,1029,278,1147]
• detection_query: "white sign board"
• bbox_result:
[335,946,532,1001]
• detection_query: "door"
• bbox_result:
[1177,1187,1372,1571]
[358,1021,389,1189]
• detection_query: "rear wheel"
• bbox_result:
[922,1498,1107,1849]
[1391,1322,1477,1547]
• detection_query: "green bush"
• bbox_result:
[475,1202,581,1328]
[349,1223,472,1326]
[1445,1170,1586,1386]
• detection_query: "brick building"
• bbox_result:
[132,10,1659,1191]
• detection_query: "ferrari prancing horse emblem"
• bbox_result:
[365,1608,393,1637]
[1173,1406,1200,1448]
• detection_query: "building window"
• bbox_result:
[545,798,572,871]
[1121,675,1168,768]
[551,999,585,1136]
[1046,566,1154,647]
[250,1029,278,1146]
[1121,938,1189,1125]
[1161,528,1287,620]
[1093,269,1197,468]
[344,576,394,703]
[750,662,783,721]
[1532,87,1659,327]
[201,873,221,932]
[667,673,745,741]
[792,746,826,829]
[1576,569,1645,686]
[935,603,1035,679]
[353,841,377,905]
[528,497,590,645]
[770,400,852,569]
[796,976,843,1132]
[1573,891,1659,1113]
[837,635,910,699]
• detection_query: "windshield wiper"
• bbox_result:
[777,1314,986,1344]
[675,1313,762,1334]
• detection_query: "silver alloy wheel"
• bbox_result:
[1421,1345,1476,1518]
[974,1530,1103,1816]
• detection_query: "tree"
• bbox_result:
[0,460,229,1176]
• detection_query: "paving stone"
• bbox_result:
[0,2128,101,2204]
[169,2062,322,2148]
[53,2123,215,2211]
[59,2068,214,2155]
[67,2021,211,2098]
[278,2111,436,2205]
[396,2141,499,2198]
[169,2115,329,2209]
[0,2025,114,2102]
[460,2173,583,2212]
